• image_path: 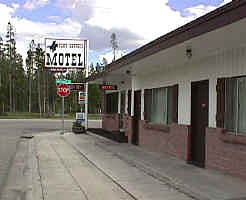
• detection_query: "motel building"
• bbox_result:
[87,0,246,180]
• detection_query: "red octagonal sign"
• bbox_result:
[57,84,71,97]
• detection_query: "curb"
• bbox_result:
[0,137,34,200]
[25,138,34,200]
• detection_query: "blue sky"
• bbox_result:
[168,0,224,11]
[0,0,230,66]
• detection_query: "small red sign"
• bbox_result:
[57,84,71,97]
[78,92,86,104]
[79,96,85,101]
[45,67,67,73]
[70,83,85,91]
[101,85,117,91]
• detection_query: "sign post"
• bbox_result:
[62,96,64,134]
[85,41,89,130]
[45,38,89,131]
[57,84,70,134]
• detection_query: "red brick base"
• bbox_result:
[123,114,133,143]
[138,120,190,161]
[102,114,246,180]
[206,127,246,180]
[102,113,120,132]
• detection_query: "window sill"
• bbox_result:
[144,122,170,133]
[220,130,246,146]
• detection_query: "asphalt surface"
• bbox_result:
[0,119,101,198]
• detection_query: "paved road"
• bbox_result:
[0,119,101,198]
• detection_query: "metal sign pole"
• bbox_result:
[61,96,64,135]
[85,83,88,130]
[85,41,89,130]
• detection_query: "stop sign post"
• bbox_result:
[57,84,70,134]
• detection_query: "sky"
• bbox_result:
[0,0,231,67]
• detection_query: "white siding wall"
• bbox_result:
[132,46,246,127]
[178,80,191,125]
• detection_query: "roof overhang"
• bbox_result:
[87,0,246,84]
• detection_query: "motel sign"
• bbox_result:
[45,38,88,69]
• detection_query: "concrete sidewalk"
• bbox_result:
[2,131,196,200]
[2,131,246,200]
[65,132,246,200]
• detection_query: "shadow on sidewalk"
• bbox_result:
[88,128,128,143]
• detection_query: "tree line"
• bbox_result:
[0,22,104,116]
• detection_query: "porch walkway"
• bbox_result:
[72,131,246,200]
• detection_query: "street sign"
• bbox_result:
[69,83,85,91]
[100,85,118,91]
[57,84,71,97]
[56,79,71,85]
[78,92,86,104]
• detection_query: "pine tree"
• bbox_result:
[110,33,118,61]
[6,22,16,112]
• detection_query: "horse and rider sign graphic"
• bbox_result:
[44,38,88,70]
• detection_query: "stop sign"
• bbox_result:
[57,84,71,97]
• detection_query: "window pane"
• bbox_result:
[225,78,237,132]
[128,90,131,114]
[238,77,246,134]
[106,93,118,113]
[113,92,118,113]
[150,87,167,124]
[120,91,125,114]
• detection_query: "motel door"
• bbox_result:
[191,80,209,167]
[132,90,141,145]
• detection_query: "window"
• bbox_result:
[225,77,246,135]
[106,92,118,113]
[144,85,178,125]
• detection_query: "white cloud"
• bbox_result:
[12,3,20,10]
[0,3,16,40]
[0,0,233,66]
[13,17,81,64]
[220,0,232,6]
[48,15,62,22]
[185,5,217,18]
[185,0,232,18]
[56,0,84,9]
[71,0,231,52]
[23,0,50,10]
[99,49,127,64]
[0,2,81,66]
[84,0,190,45]
[54,0,232,62]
